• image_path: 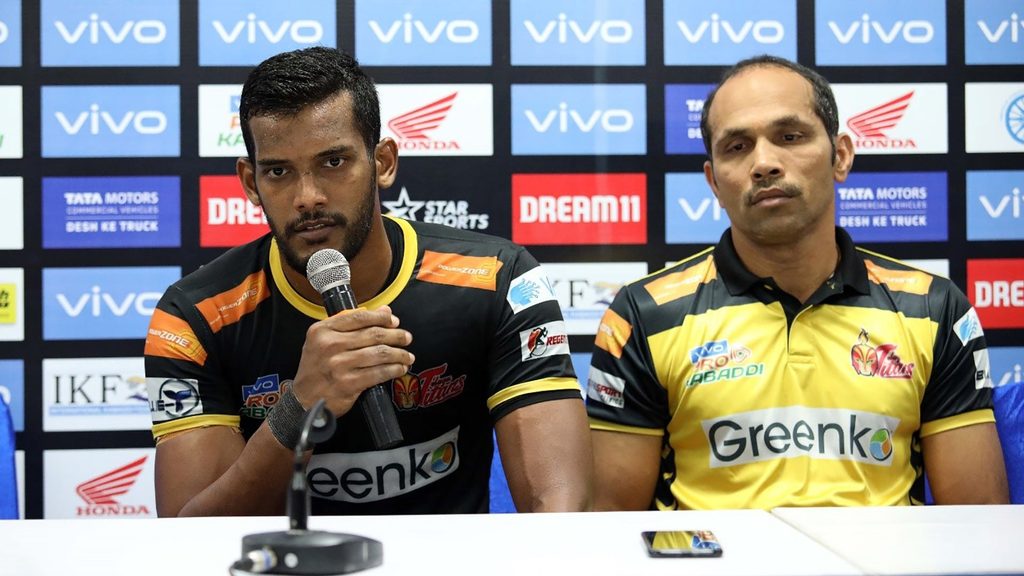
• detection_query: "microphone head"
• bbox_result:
[306,249,351,295]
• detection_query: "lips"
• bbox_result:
[290,217,338,241]
[750,186,796,206]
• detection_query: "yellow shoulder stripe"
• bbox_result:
[486,377,581,411]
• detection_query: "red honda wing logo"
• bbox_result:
[388,92,458,140]
[75,456,147,505]
[847,91,914,139]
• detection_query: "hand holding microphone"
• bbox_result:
[300,249,407,448]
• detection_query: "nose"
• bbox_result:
[750,140,784,182]
[293,171,326,212]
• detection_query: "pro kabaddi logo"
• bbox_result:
[847,91,916,150]
[850,328,915,379]
[686,339,764,387]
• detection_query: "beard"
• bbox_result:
[263,177,377,276]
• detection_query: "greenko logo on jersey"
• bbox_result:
[686,339,764,387]
[702,407,900,468]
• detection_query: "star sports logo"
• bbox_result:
[847,91,914,149]
[76,456,150,516]
[382,187,490,230]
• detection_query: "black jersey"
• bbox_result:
[145,216,580,514]
[587,228,995,508]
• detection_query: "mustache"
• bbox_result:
[284,211,348,237]
[745,180,801,205]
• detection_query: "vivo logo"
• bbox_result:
[0,21,7,44]
[679,197,723,221]
[370,14,478,44]
[677,14,784,44]
[997,363,1022,386]
[829,15,934,44]
[56,287,160,317]
[978,12,1023,43]
[54,14,166,44]
[55,105,166,135]
[525,104,633,133]
[213,13,322,44]
[980,188,1022,219]
[524,14,632,44]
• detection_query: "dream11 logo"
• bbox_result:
[356,0,491,65]
[198,0,336,66]
[663,0,796,65]
[40,0,179,66]
[968,258,1024,329]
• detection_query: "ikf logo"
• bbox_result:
[815,0,945,65]
[542,262,647,336]
[0,85,23,158]
[378,84,493,156]
[198,85,244,157]
[968,259,1024,329]
[43,266,181,341]
[0,267,24,342]
[512,174,647,245]
[511,0,645,66]
[200,176,268,248]
[0,177,23,250]
[43,449,156,519]
[42,176,181,249]
[356,0,491,65]
[835,172,948,243]
[663,0,797,65]
[665,173,729,244]
[0,360,24,432]
[965,83,1024,153]
[965,0,1024,65]
[665,84,715,155]
[42,86,180,158]
[967,171,1024,240]
[41,0,179,66]
[833,84,948,155]
[990,347,1024,388]
[42,357,150,432]
[0,2,21,67]
[198,0,336,66]
[511,84,646,155]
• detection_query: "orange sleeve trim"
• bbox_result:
[145,309,208,366]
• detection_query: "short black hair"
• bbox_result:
[700,55,839,160]
[239,46,381,163]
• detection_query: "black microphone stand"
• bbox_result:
[231,400,383,575]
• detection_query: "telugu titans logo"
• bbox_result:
[850,329,915,379]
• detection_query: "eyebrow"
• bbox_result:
[715,115,813,146]
[257,144,358,167]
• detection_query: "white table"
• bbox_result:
[773,505,1024,575]
[0,510,860,576]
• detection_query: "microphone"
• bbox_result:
[231,400,382,575]
[305,249,404,449]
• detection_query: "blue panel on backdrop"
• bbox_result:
[356,0,491,66]
[41,0,179,66]
[199,0,336,66]
[511,0,645,65]
[0,360,23,432]
[815,0,946,65]
[666,84,715,155]
[0,2,22,67]
[835,172,948,243]
[965,0,1024,65]
[511,84,646,155]
[967,171,1024,241]
[663,0,796,65]
[666,173,730,245]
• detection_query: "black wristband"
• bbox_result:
[267,387,307,449]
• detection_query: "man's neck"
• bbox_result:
[732,225,839,304]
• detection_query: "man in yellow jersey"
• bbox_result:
[586,55,1009,509]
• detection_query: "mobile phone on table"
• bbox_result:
[641,530,723,558]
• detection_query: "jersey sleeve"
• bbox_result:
[485,246,582,421]
[144,285,241,440]
[586,284,668,435]
[919,280,995,438]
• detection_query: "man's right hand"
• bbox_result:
[290,305,415,417]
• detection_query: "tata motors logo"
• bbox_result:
[0,2,22,67]
[833,84,947,155]
[664,0,796,65]
[967,171,1024,241]
[198,85,244,157]
[968,258,1024,329]
[198,0,336,66]
[511,0,644,65]
[382,186,490,231]
[543,262,646,335]
[308,427,459,503]
[702,407,901,468]
[42,176,181,248]
[965,83,1024,153]
[835,172,947,243]
[850,329,915,379]
[512,173,647,245]
[665,84,714,155]
[512,84,646,155]
[665,173,730,244]
[0,86,23,158]
[200,176,268,247]
[42,85,180,158]
[966,0,1024,65]
[43,266,180,340]
[41,0,178,66]
[815,0,945,65]
[356,0,490,65]
[379,84,493,156]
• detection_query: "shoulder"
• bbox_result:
[164,234,272,304]
[855,247,962,301]
[408,219,525,256]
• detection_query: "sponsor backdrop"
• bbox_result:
[0,0,1021,518]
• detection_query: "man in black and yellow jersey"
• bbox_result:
[144,47,592,516]
[587,56,1009,509]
